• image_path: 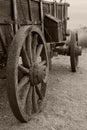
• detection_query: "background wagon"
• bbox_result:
[0,0,81,122]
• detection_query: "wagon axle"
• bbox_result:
[53,45,82,56]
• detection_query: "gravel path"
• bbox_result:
[0,49,87,130]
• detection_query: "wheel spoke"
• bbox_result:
[39,60,46,66]
[21,46,30,67]
[26,32,33,64]
[32,34,38,62]
[36,44,43,59]
[18,65,29,74]
[32,86,38,113]
[18,76,29,91]
[18,83,30,112]
[26,85,33,115]
[35,85,43,100]
[42,66,48,84]
[38,65,46,72]
[41,82,46,98]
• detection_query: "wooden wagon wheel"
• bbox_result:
[7,26,49,122]
[70,31,78,72]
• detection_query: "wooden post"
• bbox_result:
[56,4,58,18]
[49,3,52,15]
[61,4,63,21]
[27,0,32,21]
[40,0,44,34]
[12,0,18,33]
[54,1,56,17]
[64,4,67,34]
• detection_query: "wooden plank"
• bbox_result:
[31,1,40,21]
[44,14,62,42]
[0,0,12,21]
[17,0,40,23]
[57,4,62,20]
[43,3,50,16]
[17,0,29,22]
[0,0,40,23]
[43,2,55,17]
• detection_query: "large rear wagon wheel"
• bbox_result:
[7,26,49,122]
[70,32,78,72]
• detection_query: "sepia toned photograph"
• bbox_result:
[0,0,87,129]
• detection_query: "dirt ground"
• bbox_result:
[0,49,87,130]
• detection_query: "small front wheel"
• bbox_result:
[70,32,79,72]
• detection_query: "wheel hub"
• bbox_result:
[29,64,46,86]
